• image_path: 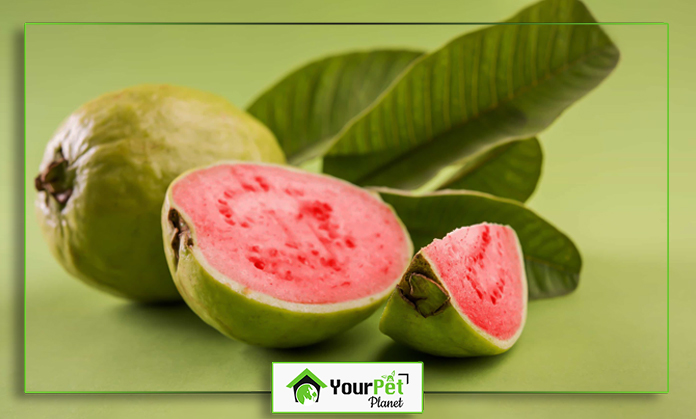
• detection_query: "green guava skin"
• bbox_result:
[164,235,382,348]
[35,85,286,303]
[160,163,413,348]
[379,253,516,357]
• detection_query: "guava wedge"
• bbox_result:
[162,162,413,347]
[379,223,527,357]
[34,85,285,302]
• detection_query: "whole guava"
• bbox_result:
[34,84,286,302]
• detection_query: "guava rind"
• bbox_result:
[35,84,286,302]
[165,219,383,348]
[161,162,413,348]
[379,249,526,357]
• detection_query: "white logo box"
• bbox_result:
[272,362,423,414]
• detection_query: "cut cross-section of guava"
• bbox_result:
[162,162,413,348]
[379,223,527,357]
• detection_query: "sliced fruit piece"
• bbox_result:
[379,223,527,357]
[162,162,413,347]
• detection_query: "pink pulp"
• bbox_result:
[423,223,525,340]
[171,163,412,305]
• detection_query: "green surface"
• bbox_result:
[2,0,692,417]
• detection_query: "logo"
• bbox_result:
[273,363,423,413]
[329,369,411,408]
[286,368,328,405]
[381,370,395,382]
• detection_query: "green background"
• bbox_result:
[23,20,668,393]
[2,0,692,417]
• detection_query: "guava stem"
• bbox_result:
[34,148,74,206]
[397,272,450,318]
[168,209,193,269]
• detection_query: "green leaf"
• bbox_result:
[423,137,543,202]
[324,0,619,189]
[247,49,423,164]
[377,188,582,299]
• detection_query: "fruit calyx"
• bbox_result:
[34,147,75,206]
[397,272,450,318]
[168,208,193,269]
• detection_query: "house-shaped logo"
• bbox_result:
[286,368,328,405]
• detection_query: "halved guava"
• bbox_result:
[34,84,285,302]
[379,223,527,357]
[162,162,413,347]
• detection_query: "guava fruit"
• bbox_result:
[34,85,286,302]
[161,162,413,347]
[379,223,527,357]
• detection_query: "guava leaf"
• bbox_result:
[247,49,423,164]
[423,137,543,202]
[377,188,582,299]
[324,0,619,190]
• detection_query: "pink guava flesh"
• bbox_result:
[170,164,412,305]
[422,223,525,340]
